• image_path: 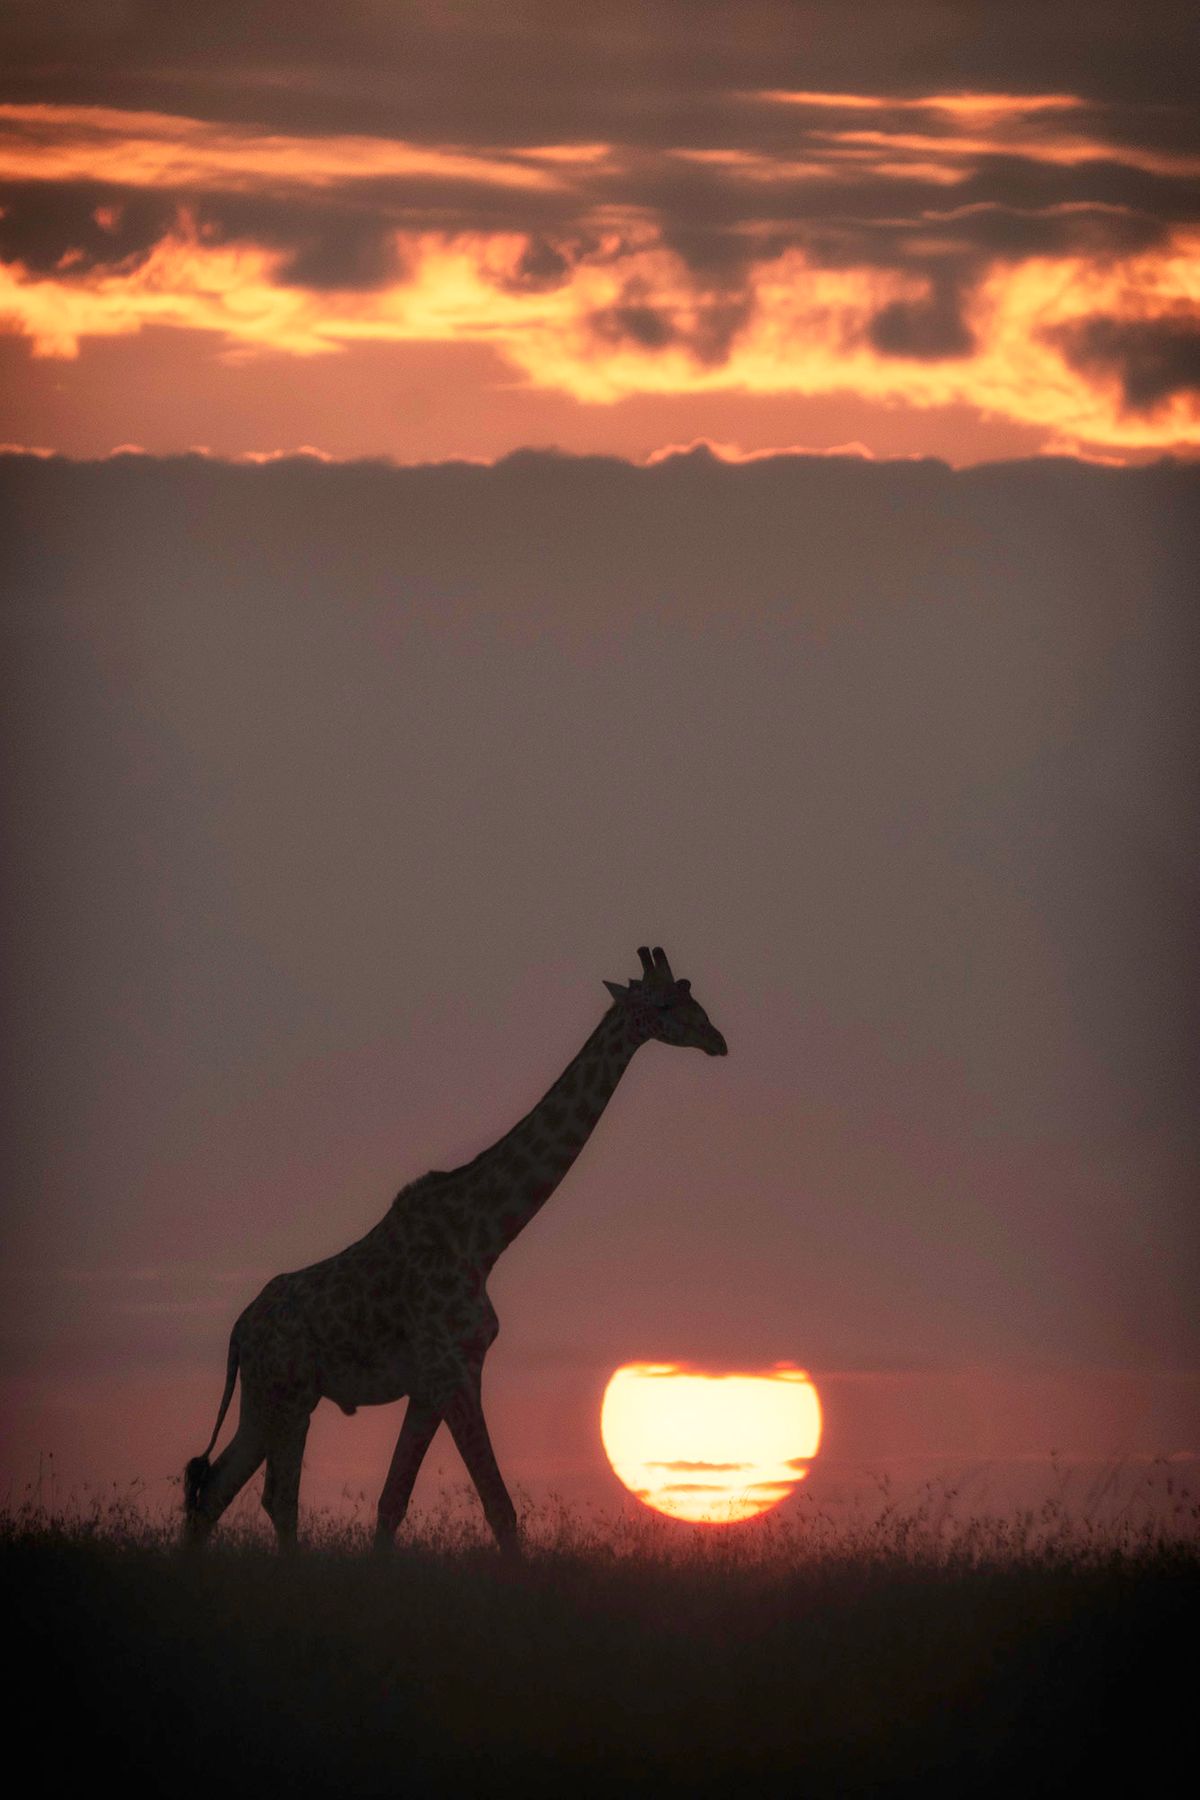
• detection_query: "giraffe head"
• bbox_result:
[604,946,728,1056]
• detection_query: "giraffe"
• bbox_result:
[183,946,727,1551]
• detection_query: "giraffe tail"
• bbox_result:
[184,1323,241,1514]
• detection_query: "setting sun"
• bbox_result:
[600,1363,823,1524]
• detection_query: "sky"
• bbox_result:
[2,0,1198,464]
[2,4,1198,1528]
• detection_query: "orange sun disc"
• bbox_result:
[600,1362,823,1523]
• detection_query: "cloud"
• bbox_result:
[0,101,564,194]
[4,3,1198,137]
[646,1460,751,1472]
[1,201,1196,450]
[590,297,679,352]
[868,280,975,360]
[0,10,1197,450]
[1049,314,1200,412]
[0,176,174,274]
[496,235,573,293]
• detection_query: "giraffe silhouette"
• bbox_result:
[183,946,727,1550]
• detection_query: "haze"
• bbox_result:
[3,448,1196,1513]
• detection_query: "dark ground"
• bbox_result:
[8,1497,1194,1798]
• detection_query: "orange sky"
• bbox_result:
[2,4,1197,464]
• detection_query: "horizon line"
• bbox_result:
[3,437,1196,474]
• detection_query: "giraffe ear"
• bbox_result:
[604,980,632,1002]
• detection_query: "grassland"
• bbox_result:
[7,1473,1195,1798]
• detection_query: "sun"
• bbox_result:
[600,1362,823,1524]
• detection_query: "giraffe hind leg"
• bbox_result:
[261,1414,311,1550]
[184,1419,266,1545]
[444,1384,520,1555]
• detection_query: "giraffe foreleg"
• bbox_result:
[444,1382,520,1556]
[374,1398,442,1549]
[262,1413,311,1550]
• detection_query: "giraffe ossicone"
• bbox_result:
[183,946,727,1551]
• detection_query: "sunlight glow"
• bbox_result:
[0,102,562,193]
[600,1362,823,1524]
[756,91,1085,116]
[3,99,1198,450]
[3,221,1196,449]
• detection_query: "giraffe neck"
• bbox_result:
[460,1004,647,1266]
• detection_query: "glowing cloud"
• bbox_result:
[2,88,1197,453]
[0,103,564,194]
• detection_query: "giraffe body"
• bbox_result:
[183,948,726,1550]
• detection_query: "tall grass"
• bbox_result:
[7,1468,1195,1798]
